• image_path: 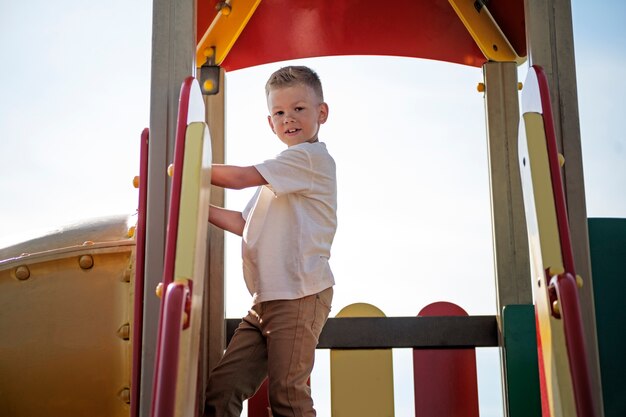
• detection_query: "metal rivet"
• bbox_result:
[79,255,94,270]
[15,265,30,280]
[117,323,130,340]
[118,387,131,404]
[552,300,560,316]
[156,282,164,298]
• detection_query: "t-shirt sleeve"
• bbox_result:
[254,147,313,197]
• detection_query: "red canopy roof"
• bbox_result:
[197,0,526,71]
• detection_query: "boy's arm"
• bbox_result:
[208,204,245,236]
[212,164,267,190]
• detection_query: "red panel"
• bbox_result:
[489,1,527,58]
[248,377,310,415]
[195,0,526,71]
[248,378,269,417]
[413,302,479,417]
[222,0,483,70]
[197,0,220,44]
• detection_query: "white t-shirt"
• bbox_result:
[241,141,337,304]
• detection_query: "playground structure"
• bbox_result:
[0,1,623,416]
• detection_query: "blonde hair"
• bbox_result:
[265,66,324,101]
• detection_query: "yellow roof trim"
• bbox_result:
[448,0,525,64]
[196,0,262,67]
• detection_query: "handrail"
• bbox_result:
[131,127,150,417]
[152,282,189,417]
[151,77,195,416]
[551,273,595,417]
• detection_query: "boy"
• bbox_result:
[204,66,337,417]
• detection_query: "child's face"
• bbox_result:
[267,84,329,147]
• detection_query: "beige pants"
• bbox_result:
[204,287,333,417]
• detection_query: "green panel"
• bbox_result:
[503,304,541,417]
[588,218,626,417]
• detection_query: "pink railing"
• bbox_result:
[131,127,149,417]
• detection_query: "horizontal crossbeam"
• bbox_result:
[226,316,499,349]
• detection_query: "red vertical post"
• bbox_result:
[413,302,479,417]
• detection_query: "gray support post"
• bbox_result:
[140,0,196,415]
[524,1,604,415]
[483,61,532,417]
[483,62,533,314]
[197,66,226,411]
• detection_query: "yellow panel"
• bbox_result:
[330,303,394,417]
[524,114,562,271]
[521,113,577,417]
[196,0,262,67]
[0,244,134,417]
[448,0,525,64]
[173,121,212,417]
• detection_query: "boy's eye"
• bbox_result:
[274,111,284,116]
[295,107,304,112]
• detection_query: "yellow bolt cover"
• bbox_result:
[133,176,140,189]
[156,282,164,298]
[203,47,215,58]
[127,226,136,238]
[220,3,232,16]
[576,274,584,288]
[552,300,560,316]
[204,79,215,91]
[167,164,174,177]
[518,82,523,91]
[477,82,485,93]
[558,153,565,167]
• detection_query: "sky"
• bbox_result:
[1,1,625,416]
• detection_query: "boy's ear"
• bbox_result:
[267,115,276,133]
[318,102,329,124]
